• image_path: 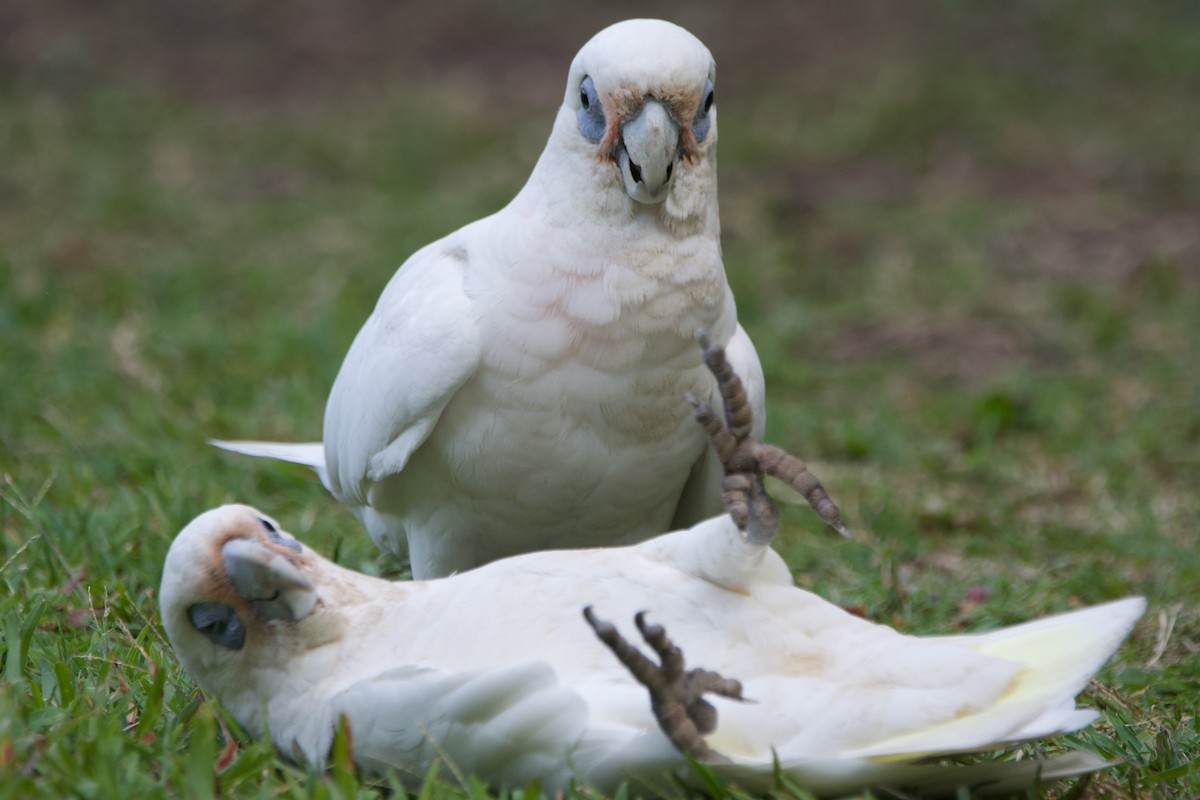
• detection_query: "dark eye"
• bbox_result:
[259,516,302,552]
[576,75,605,143]
[693,80,715,143]
[188,602,246,651]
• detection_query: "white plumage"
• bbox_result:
[214,19,768,578]
[160,506,1142,797]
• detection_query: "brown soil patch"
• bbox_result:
[827,316,1060,388]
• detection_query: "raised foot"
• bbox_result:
[583,607,745,764]
[690,331,850,541]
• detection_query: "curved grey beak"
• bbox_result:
[223,538,317,623]
[617,99,679,204]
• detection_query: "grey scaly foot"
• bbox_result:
[583,607,745,763]
[690,330,850,540]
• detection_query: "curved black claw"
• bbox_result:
[692,331,850,539]
[583,606,745,764]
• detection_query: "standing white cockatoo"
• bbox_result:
[214,19,846,578]
[169,340,1143,797]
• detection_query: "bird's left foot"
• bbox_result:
[583,606,745,763]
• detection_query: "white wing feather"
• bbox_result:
[321,238,482,508]
[332,662,590,788]
[336,658,1117,797]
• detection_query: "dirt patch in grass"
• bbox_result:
[825,315,1061,388]
[994,213,1200,287]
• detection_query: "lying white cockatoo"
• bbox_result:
[213,19,848,578]
[167,339,1144,797]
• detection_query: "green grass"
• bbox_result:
[2,2,1198,797]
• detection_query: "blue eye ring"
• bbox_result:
[577,75,605,143]
[188,602,246,651]
[692,80,714,143]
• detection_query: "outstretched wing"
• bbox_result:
[332,661,588,789]
[334,659,701,794]
[322,239,481,508]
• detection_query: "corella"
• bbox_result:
[169,340,1141,797]
[215,19,848,578]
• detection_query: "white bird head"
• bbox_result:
[536,19,718,226]
[159,505,337,719]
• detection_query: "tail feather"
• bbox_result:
[210,440,329,488]
[845,597,1145,760]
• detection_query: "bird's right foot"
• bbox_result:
[689,332,849,543]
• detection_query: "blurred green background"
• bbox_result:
[1,1,1197,797]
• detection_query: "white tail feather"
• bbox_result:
[210,440,325,468]
[209,440,330,492]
